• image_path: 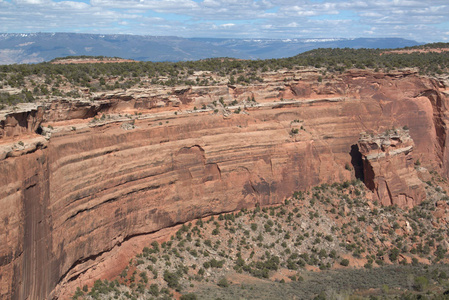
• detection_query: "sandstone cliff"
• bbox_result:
[0,69,448,299]
[358,128,426,207]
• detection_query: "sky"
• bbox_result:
[0,0,448,42]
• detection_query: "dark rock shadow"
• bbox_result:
[350,144,364,182]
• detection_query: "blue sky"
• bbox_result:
[0,0,448,42]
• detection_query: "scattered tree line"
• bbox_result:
[0,43,448,106]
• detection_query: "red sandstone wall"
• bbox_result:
[0,70,448,299]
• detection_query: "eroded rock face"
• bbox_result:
[358,129,426,207]
[0,105,44,139]
[0,69,448,299]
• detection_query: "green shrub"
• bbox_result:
[149,283,159,296]
[389,248,400,262]
[217,277,229,288]
[340,259,349,266]
[251,223,258,231]
[163,270,179,289]
[414,276,429,291]
[181,293,198,300]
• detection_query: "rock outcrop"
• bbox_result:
[0,104,44,139]
[0,69,448,299]
[358,128,426,207]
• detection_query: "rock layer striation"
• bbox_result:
[0,69,448,299]
[358,129,426,207]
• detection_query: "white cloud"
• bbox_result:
[13,0,49,5]
[360,12,382,17]
[90,0,199,11]
[202,0,221,8]
[0,0,447,42]
[55,1,90,9]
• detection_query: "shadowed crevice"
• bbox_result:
[350,144,364,182]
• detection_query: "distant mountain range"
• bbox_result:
[0,33,422,64]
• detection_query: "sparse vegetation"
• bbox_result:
[73,174,449,299]
[1,43,449,108]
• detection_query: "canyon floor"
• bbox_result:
[73,175,449,299]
